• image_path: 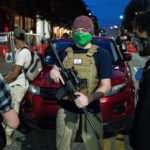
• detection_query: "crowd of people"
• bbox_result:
[0,9,150,150]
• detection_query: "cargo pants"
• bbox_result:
[56,108,103,150]
[5,85,26,137]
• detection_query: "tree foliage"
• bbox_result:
[11,0,90,27]
[32,0,91,27]
[0,0,100,33]
[122,0,146,32]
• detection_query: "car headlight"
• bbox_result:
[28,85,40,95]
[105,83,126,96]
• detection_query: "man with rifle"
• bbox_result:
[49,15,112,150]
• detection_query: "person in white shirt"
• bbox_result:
[4,28,31,145]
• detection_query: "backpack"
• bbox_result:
[20,47,42,81]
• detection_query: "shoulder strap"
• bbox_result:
[86,44,99,57]
[65,47,74,57]
[19,47,34,72]
[19,46,29,52]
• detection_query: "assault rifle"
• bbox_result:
[48,42,102,148]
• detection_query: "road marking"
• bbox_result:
[103,134,125,150]
[115,134,125,150]
[103,138,111,150]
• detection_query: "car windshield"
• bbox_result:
[53,40,74,51]
[92,39,122,65]
[42,39,122,65]
[42,40,74,65]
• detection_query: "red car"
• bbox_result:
[20,37,135,135]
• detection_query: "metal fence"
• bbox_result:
[0,32,42,63]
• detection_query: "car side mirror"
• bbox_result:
[122,52,132,61]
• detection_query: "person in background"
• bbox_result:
[50,15,112,150]
[116,28,131,53]
[4,28,31,145]
[0,73,19,149]
[62,33,70,39]
[129,10,150,150]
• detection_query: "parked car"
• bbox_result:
[19,37,135,136]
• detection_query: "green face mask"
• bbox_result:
[72,32,92,47]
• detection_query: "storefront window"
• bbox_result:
[15,15,34,32]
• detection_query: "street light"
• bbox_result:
[119,15,124,20]
[110,26,113,29]
[119,15,124,28]
[114,25,118,29]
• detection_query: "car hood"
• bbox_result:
[31,65,60,88]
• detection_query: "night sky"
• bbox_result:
[83,0,131,29]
